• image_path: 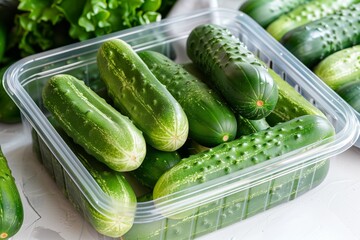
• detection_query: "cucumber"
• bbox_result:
[314,45,360,91]
[153,114,334,219]
[336,80,360,113]
[42,74,146,172]
[236,114,270,137]
[267,0,360,41]
[97,39,189,152]
[186,24,278,120]
[138,50,237,147]
[239,0,310,28]
[131,145,181,189]
[0,65,21,123]
[266,68,326,126]
[281,3,360,68]
[33,124,137,238]
[0,147,23,240]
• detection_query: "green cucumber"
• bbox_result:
[131,145,181,189]
[239,0,310,28]
[0,147,23,240]
[281,3,360,68]
[33,124,137,238]
[336,80,360,113]
[0,65,21,123]
[266,68,326,126]
[186,24,278,120]
[236,114,270,137]
[97,39,189,152]
[267,0,360,41]
[153,114,334,219]
[314,45,360,91]
[42,74,146,172]
[138,50,237,147]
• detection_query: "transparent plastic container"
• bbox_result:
[3,8,360,240]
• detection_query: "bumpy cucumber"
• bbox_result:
[281,3,360,68]
[33,123,137,238]
[267,0,359,41]
[97,39,189,152]
[42,74,146,172]
[314,45,360,91]
[153,114,334,219]
[239,0,310,28]
[131,145,181,189]
[0,65,21,123]
[186,24,278,120]
[138,50,237,147]
[236,114,270,137]
[336,80,360,113]
[266,68,325,126]
[0,147,23,240]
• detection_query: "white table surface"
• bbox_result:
[3,1,360,240]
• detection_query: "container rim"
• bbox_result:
[3,7,360,223]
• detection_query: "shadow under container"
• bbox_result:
[3,8,359,240]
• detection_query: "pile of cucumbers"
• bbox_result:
[240,0,360,113]
[39,23,334,238]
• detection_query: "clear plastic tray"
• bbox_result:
[3,8,359,240]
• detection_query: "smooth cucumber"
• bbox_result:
[266,68,325,126]
[0,65,21,123]
[267,0,360,41]
[138,50,237,147]
[131,145,181,189]
[97,39,189,152]
[314,45,360,91]
[0,147,23,240]
[239,0,310,28]
[336,80,360,113]
[186,24,278,120]
[153,114,334,219]
[42,74,146,172]
[281,3,360,68]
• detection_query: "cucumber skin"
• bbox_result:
[336,80,360,113]
[0,65,21,124]
[266,68,325,126]
[267,0,359,41]
[153,114,334,219]
[239,0,310,28]
[186,24,278,120]
[42,74,146,172]
[131,145,181,189]
[138,50,237,147]
[281,3,360,68]
[314,45,360,91]
[0,147,23,240]
[97,39,189,152]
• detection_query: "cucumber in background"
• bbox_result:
[0,64,21,124]
[336,80,360,113]
[314,45,360,91]
[281,3,360,68]
[239,0,310,28]
[267,0,360,41]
